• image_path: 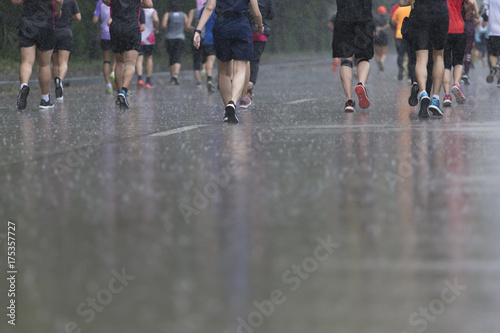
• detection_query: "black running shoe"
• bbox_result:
[344,99,355,112]
[497,78,500,87]
[408,82,419,106]
[398,67,404,81]
[39,97,54,109]
[462,74,470,85]
[207,80,215,93]
[55,76,64,100]
[223,101,238,124]
[487,66,498,83]
[17,85,30,110]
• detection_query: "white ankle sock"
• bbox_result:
[433,94,439,100]
[42,94,49,102]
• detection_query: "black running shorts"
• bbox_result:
[109,21,141,54]
[18,18,54,51]
[53,30,72,52]
[487,36,500,57]
[410,3,449,51]
[332,20,374,60]
[166,39,185,66]
[444,33,466,69]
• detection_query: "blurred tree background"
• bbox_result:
[0,0,444,68]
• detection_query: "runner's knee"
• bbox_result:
[124,58,137,72]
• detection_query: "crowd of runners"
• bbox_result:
[11,0,500,121]
[331,0,500,118]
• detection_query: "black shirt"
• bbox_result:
[110,0,142,23]
[336,0,373,22]
[55,0,80,32]
[21,0,55,28]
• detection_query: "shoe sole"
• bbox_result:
[451,86,466,104]
[487,70,497,83]
[39,104,54,109]
[418,97,430,119]
[223,105,238,124]
[443,100,452,107]
[17,88,30,110]
[239,101,251,109]
[207,82,215,93]
[428,104,444,116]
[355,85,370,109]
[118,94,129,108]
[408,84,419,106]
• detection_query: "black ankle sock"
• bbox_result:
[121,87,128,93]
[137,75,142,81]
[146,77,151,84]
[207,76,212,81]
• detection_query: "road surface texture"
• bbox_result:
[1,54,500,333]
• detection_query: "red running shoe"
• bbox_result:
[355,82,370,109]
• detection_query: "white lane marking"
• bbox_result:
[286,98,315,105]
[150,125,207,137]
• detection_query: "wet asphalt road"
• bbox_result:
[1,53,500,333]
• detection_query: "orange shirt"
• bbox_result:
[392,6,412,39]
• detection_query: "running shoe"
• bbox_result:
[497,78,500,87]
[461,74,470,85]
[145,82,154,88]
[54,76,64,100]
[443,94,452,107]
[223,101,238,124]
[451,83,466,104]
[106,86,113,95]
[418,91,430,119]
[207,80,215,93]
[344,99,355,113]
[332,58,340,72]
[17,85,30,110]
[137,79,144,87]
[398,67,404,81]
[428,97,444,116]
[408,82,419,106]
[486,66,498,83]
[239,96,252,109]
[39,97,54,109]
[196,81,202,87]
[355,82,370,109]
[376,60,384,72]
[171,76,179,85]
[110,72,117,91]
[118,90,129,108]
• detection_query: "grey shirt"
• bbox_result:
[165,11,185,40]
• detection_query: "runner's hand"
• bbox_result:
[193,32,201,49]
[256,24,264,35]
[56,9,62,19]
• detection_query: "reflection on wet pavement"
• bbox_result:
[1,55,500,332]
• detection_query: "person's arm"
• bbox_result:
[471,0,480,21]
[55,0,63,19]
[11,0,24,5]
[184,13,190,31]
[92,1,101,23]
[73,1,82,21]
[327,21,334,31]
[249,0,264,34]
[161,12,169,29]
[187,9,195,29]
[194,0,215,49]
[141,0,153,9]
[153,9,160,34]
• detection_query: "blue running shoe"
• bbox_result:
[418,91,430,119]
[428,97,444,116]
[118,89,129,108]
